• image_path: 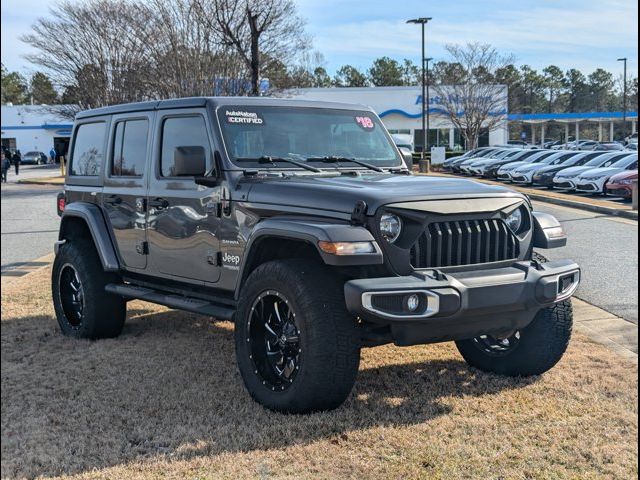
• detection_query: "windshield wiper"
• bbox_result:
[306,156,385,173]
[235,156,321,173]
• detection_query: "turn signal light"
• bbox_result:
[318,241,375,255]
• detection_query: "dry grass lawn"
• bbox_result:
[1,266,638,480]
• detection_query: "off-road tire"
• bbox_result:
[235,259,361,413]
[52,238,126,339]
[455,300,573,376]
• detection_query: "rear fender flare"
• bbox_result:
[58,202,120,271]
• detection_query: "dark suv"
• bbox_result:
[53,97,580,413]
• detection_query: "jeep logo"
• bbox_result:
[222,252,241,265]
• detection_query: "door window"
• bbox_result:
[111,119,149,177]
[70,122,106,176]
[160,116,211,177]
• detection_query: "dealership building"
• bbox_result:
[1,105,73,158]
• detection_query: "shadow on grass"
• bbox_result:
[1,309,535,478]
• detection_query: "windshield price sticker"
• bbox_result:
[226,110,264,125]
[355,116,375,130]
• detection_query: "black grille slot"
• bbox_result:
[411,219,519,268]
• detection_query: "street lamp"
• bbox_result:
[425,57,433,149]
[407,17,432,172]
[617,57,628,141]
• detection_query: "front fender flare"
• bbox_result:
[58,202,120,271]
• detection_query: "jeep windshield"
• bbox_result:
[217,106,403,169]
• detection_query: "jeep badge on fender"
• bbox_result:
[52,97,580,414]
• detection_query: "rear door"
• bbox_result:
[102,113,154,270]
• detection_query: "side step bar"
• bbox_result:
[105,283,235,320]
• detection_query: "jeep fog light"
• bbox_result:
[318,241,375,255]
[405,294,420,312]
[380,213,402,243]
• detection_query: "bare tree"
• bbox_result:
[432,43,513,149]
[195,0,309,95]
[21,0,156,116]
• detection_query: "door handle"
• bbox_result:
[147,198,169,210]
[104,195,122,205]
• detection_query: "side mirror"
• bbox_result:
[173,146,206,176]
[398,147,413,167]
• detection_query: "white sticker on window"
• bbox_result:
[225,110,264,125]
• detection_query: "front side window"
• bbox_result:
[160,116,211,177]
[111,119,149,177]
[217,106,401,168]
[70,122,105,176]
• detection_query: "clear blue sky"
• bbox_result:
[2,0,638,78]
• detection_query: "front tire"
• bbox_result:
[235,259,361,413]
[455,301,573,376]
[52,238,126,339]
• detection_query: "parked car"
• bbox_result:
[626,143,638,151]
[605,170,638,199]
[459,148,513,174]
[531,152,601,188]
[593,142,625,151]
[51,97,579,414]
[575,140,599,151]
[624,132,638,145]
[450,148,503,173]
[507,140,528,147]
[441,147,486,170]
[510,151,576,185]
[575,154,638,194]
[467,149,525,175]
[482,149,553,178]
[494,150,559,181]
[21,151,48,165]
[553,152,635,190]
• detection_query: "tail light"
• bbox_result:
[56,192,65,217]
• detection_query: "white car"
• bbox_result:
[496,150,560,181]
[553,152,635,190]
[459,149,513,174]
[574,154,638,194]
[467,149,524,175]
[509,152,574,184]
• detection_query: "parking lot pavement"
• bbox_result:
[1,163,61,184]
[534,201,638,325]
[0,182,61,275]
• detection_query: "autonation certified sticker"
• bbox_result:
[226,110,264,125]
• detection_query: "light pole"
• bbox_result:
[617,57,628,141]
[407,17,432,172]
[425,57,433,149]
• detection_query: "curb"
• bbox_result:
[17,178,64,186]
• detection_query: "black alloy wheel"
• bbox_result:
[59,264,85,328]
[247,291,301,391]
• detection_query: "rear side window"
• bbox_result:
[160,116,210,177]
[111,119,149,177]
[70,122,106,176]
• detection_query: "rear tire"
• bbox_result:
[52,238,126,339]
[455,301,573,376]
[235,259,361,413]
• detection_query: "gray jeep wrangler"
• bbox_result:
[53,97,580,413]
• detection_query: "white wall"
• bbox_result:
[1,105,73,153]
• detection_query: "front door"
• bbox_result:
[146,110,222,284]
[102,113,154,270]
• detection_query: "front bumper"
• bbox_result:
[553,179,576,190]
[511,173,533,184]
[532,174,555,186]
[606,184,633,198]
[575,182,600,192]
[345,259,580,346]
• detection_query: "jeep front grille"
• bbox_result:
[410,219,519,268]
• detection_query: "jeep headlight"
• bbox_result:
[505,208,523,233]
[380,213,402,243]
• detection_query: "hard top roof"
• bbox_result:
[75,96,374,120]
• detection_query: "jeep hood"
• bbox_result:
[242,173,522,214]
